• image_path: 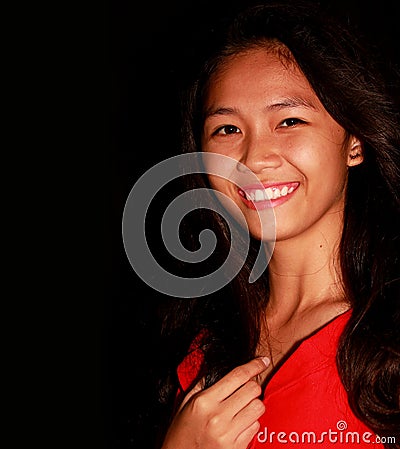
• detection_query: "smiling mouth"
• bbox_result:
[239,181,300,201]
[238,181,300,209]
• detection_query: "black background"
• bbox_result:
[107,1,399,448]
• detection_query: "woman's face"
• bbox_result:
[202,48,362,242]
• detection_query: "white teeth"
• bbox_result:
[243,184,297,202]
[255,190,264,201]
[265,187,274,200]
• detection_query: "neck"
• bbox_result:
[265,209,347,324]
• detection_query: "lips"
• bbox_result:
[238,181,300,209]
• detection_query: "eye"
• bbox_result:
[213,125,241,136]
[278,118,307,128]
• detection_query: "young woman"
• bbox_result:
[155,2,400,448]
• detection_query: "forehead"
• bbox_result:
[205,48,320,108]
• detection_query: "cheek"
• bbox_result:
[321,150,349,186]
[207,174,225,192]
[289,138,347,176]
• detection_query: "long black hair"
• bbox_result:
[156,1,400,446]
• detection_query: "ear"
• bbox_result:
[347,136,364,167]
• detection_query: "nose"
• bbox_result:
[237,136,282,174]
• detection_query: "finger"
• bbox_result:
[205,357,270,402]
[234,420,261,449]
[232,397,265,427]
[221,380,262,418]
[229,398,265,441]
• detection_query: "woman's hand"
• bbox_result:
[161,357,270,449]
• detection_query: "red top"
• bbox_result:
[177,310,384,447]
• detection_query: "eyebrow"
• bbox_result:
[204,96,317,119]
[265,96,317,111]
[204,106,239,119]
